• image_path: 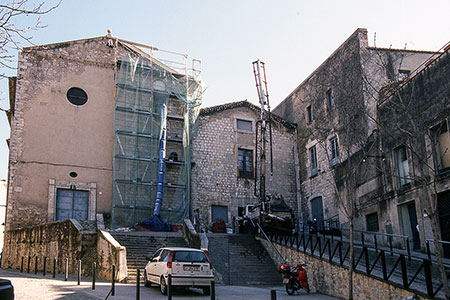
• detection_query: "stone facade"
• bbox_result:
[5,35,193,230]
[191,100,298,228]
[273,28,439,242]
[373,48,450,252]
[6,36,120,230]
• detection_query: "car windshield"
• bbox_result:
[172,251,207,262]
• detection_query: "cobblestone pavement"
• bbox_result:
[0,268,339,300]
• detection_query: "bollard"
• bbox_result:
[77,260,81,285]
[34,256,38,274]
[53,258,56,278]
[112,265,115,296]
[20,257,24,273]
[64,258,69,281]
[136,268,140,300]
[27,256,30,273]
[271,289,277,300]
[43,257,47,276]
[210,280,215,300]
[168,274,172,300]
[92,262,96,290]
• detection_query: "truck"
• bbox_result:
[242,193,295,235]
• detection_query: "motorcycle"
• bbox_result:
[278,263,310,295]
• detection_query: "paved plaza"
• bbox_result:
[0,268,339,300]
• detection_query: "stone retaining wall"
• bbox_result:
[96,230,127,282]
[1,219,96,276]
[258,238,425,300]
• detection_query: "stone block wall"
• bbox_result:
[191,101,298,228]
[96,230,127,282]
[1,219,97,276]
[259,238,425,300]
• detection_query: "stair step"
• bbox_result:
[110,231,188,282]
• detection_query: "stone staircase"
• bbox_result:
[110,231,188,283]
[228,234,282,285]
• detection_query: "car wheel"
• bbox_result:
[144,270,151,287]
[202,286,211,295]
[160,276,167,295]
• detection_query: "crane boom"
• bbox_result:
[252,60,274,212]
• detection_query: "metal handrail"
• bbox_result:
[426,239,450,245]
[267,230,445,299]
[249,219,287,264]
[340,228,408,239]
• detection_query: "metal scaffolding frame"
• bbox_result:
[111,43,203,229]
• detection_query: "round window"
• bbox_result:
[69,172,78,178]
[66,87,88,106]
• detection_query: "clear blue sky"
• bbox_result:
[0,0,449,180]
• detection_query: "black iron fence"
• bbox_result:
[258,230,450,299]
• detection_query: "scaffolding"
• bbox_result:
[111,43,203,229]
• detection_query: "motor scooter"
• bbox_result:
[278,263,310,295]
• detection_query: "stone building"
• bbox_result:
[374,47,450,253]
[191,100,299,230]
[273,28,441,247]
[4,34,203,230]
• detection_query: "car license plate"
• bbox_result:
[283,278,290,284]
[183,265,200,271]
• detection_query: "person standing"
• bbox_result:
[193,209,201,233]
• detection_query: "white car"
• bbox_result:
[143,247,214,295]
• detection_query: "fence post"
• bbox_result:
[271,289,277,300]
[52,258,56,278]
[426,240,431,260]
[318,237,322,258]
[168,273,172,300]
[27,256,30,273]
[389,236,393,256]
[20,257,23,272]
[210,280,215,300]
[400,254,408,288]
[77,260,81,285]
[302,233,306,252]
[64,258,68,281]
[34,256,38,274]
[112,265,115,296]
[374,235,378,253]
[380,250,387,280]
[406,238,411,261]
[423,259,434,297]
[43,257,47,276]
[92,263,96,290]
[136,268,140,300]
[363,246,369,274]
[328,238,332,262]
